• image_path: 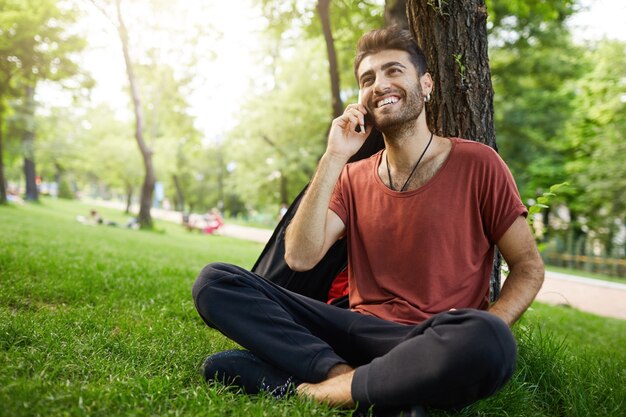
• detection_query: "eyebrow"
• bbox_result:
[359,61,408,84]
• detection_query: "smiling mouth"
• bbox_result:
[376,96,400,108]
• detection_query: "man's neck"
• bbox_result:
[382,112,432,171]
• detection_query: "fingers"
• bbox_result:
[342,104,368,134]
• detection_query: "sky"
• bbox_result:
[47,0,626,142]
[72,0,268,143]
[568,0,626,42]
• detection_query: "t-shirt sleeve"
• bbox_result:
[481,150,528,243]
[329,167,348,225]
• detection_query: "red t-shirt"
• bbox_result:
[329,138,527,325]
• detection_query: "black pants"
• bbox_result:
[192,262,517,409]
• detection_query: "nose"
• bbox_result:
[373,74,391,96]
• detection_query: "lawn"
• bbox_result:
[1,198,624,417]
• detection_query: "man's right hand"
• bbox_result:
[285,105,367,271]
[326,103,372,162]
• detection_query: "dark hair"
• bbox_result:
[354,26,428,82]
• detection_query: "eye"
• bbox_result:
[361,77,373,87]
[387,67,402,75]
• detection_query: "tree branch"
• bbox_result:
[87,0,117,27]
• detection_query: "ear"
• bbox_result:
[420,72,433,96]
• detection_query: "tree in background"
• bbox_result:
[487,0,580,201]
[112,0,155,228]
[135,59,202,214]
[317,0,343,118]
[35,107,85,199]
[240,0,382,209]
[0,0,87,203]
[225,39,330,212]
[561,40,626,258]
[88,0,216,227]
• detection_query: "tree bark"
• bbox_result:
[22,85,38,201]
[385,0,409,29]
[406,0,496,149]
[317,0,343,118]
[116,0,155,228]
[0,108,7,204]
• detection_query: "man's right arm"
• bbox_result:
[284,103,371,271]
[284,154,347,271]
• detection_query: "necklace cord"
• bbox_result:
[386,131,434,192]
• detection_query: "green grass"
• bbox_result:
[1,198,625,416]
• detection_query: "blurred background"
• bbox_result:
[1,0,624,276]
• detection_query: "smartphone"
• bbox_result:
[357,90,366,133]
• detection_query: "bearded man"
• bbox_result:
[192,26,544,417]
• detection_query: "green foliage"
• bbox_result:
[491,25,584,201]
[133,60,209,212]
[223,1,384,210]
[74,104,144,199]
[528,182,569,218]
[486,0,577,43]
[256,0,384,97]
[0,0,87,90]
[0,0,89,203]
[224,38,331,210]
[564,41,626,227]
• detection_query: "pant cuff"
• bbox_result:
[307,348,346,383]
[351,364,372,409]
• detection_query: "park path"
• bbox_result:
[86,199,626,321]
[535,271,626,321]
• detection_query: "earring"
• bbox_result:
[424,93,431,103]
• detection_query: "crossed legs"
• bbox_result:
[192,262,517,410]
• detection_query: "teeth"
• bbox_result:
[377,96,399,108]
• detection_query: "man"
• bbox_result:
[192,27,544,416]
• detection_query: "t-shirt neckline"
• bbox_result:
[373,137,457,197]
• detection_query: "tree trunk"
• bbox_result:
[124,182,133,214]
[0,108,7,204]
[172,173,185,212]
[406,0,501,300]
[317,0,343,118]
[406,0,496,149]
[116,0,155,228]
[385,0,408,28]
[22,85,38,201]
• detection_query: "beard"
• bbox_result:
[371,83,424,134]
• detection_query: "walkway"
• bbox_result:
[537,271,626,320]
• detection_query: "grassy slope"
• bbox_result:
[1,199,624,417]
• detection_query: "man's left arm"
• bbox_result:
[489,216,545,326]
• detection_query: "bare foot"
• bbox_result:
[297,364,355,407]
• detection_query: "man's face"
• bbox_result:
[356,50,430,132]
